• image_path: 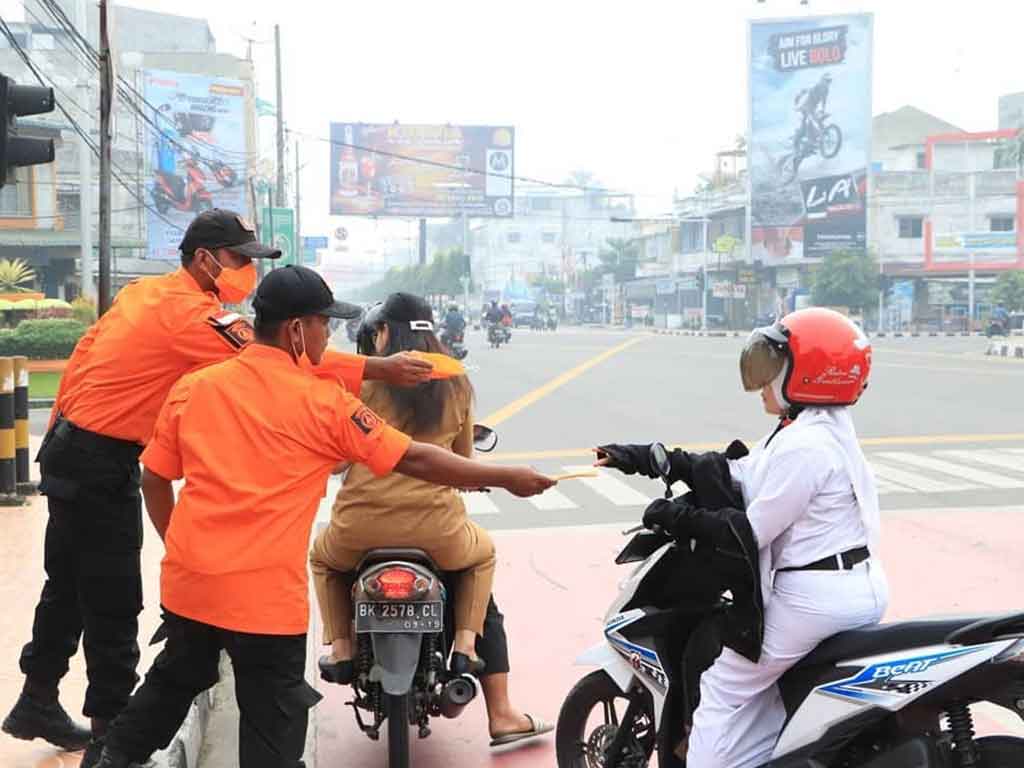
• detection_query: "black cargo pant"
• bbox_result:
[106,611,321,767]
[19,417,144,719]
[440,574,510,675]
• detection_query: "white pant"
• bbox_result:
[687,562,888,768]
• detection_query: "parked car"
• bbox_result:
[511,300,538,328]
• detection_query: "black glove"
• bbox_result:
[641,497,678,532]
[642,495,727,543]
[597,444,657,478]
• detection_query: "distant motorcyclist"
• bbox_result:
[596,308,888,768]
[499,303,513,327]
[484,301,503,326]
[793,72,832,150]
[442,304,466,337]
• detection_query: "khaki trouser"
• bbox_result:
[310,518,496,644]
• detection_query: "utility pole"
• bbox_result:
[294,141,301,263]
[418,218,427,266]
[274,25,285,208]
[97,0,112,314]
[76,0,93,300]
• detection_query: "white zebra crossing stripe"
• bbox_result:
[869,461,972,493]
[562,466,651,506]
[464,492,501,516]
[936,449,1024,475]
[873,476,909,495]
[877,451,1024,489]
[528,487,578,511]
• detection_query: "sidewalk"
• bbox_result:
[0,437,167,768]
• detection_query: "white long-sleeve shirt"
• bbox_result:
[729,415,868,571]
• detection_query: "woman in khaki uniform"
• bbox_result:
[311,292,495,678]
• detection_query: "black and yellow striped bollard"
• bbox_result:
[13,356,34,495]
[0,357,22,505]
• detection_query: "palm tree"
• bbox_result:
[0,258,36,293]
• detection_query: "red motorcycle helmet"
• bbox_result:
[740,307,872,406]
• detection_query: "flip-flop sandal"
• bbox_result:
[489,714,554,748]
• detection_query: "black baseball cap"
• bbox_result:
[252,265,361,322]
[178,208,281,259]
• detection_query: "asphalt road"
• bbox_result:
[316,327,1024,531]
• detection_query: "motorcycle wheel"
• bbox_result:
[555,670,656,768]
[976,736,1024,765]
[386,693,410,768]
[778,153,800,185]
[821,124,843,159]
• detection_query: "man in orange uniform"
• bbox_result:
[86,266,554,768]
[3,210,433,754]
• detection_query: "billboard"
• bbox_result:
[329,123,514,218]
[749,14,873,263]
[143,69,249,260]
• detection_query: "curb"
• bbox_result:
[986,341,1024,359]
[648,329,744,338]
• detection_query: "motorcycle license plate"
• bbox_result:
[355,601,443,633]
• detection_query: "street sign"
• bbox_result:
[302,236,328,266]
[738,269,757,284]
[733,284,747,299]
[260,207,297,266]
[712,282,733,299]
[713,234,739,254]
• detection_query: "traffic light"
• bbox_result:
[0,75,55,188]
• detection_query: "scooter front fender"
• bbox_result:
[575,641,635,694]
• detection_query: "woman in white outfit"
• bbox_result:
[685,307,890,768]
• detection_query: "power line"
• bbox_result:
[0,16,183,233]
[287,127,636,197]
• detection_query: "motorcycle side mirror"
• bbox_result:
[649,442,673,498]
[473,424,498,453]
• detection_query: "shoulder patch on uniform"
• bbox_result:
[207,312,254,350]
[351,405,383,436]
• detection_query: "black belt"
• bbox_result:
[778,546,870,573]
[55,417,143,462]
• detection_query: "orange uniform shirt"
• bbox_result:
[140,344,411,635]
[53,267,365,445]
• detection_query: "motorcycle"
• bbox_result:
[556,443,1024,767]
[203,157,238,188]
[987,319,1009,338]
[487,322,511,349]
[150,154,213,214]
[778,111,843,185]
[440,327,469,361]
[342,425,499,768]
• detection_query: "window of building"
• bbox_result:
[898,216,923,239]
[507,231,521,244]
[541,232,557,244]
[915,151,927,170]
[991,216,1015,232]
[0,170,32,217]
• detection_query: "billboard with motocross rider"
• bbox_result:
[143,70,248,260]
[749,14,873,262]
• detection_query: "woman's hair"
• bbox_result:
[372,292,474,434]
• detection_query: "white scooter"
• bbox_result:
[556,444,1024,767]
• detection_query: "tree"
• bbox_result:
[0,258,36,293]
[992,270,1024,312]
[810,250,879,312]
[996,125,1023,173]
[598,237,640,283]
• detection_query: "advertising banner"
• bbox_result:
[932,231,1017,263]
[749,14,873,264]
[329,123,514,218]
[143,69,249,260]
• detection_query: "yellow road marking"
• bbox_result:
[481,433,1024,462]
[480,336,648,427]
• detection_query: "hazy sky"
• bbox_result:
[4,0,1023,246]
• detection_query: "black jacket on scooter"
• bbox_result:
[600,441,765,662]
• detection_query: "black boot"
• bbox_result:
[318,655,354,685]
[450,652,485,676]
[84,744,152,768]
[2,691,91,751]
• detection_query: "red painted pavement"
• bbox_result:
[314,509,1024,768]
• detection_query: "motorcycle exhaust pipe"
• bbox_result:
[439,675,478,719]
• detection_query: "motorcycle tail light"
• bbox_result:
[375,567,418,600]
